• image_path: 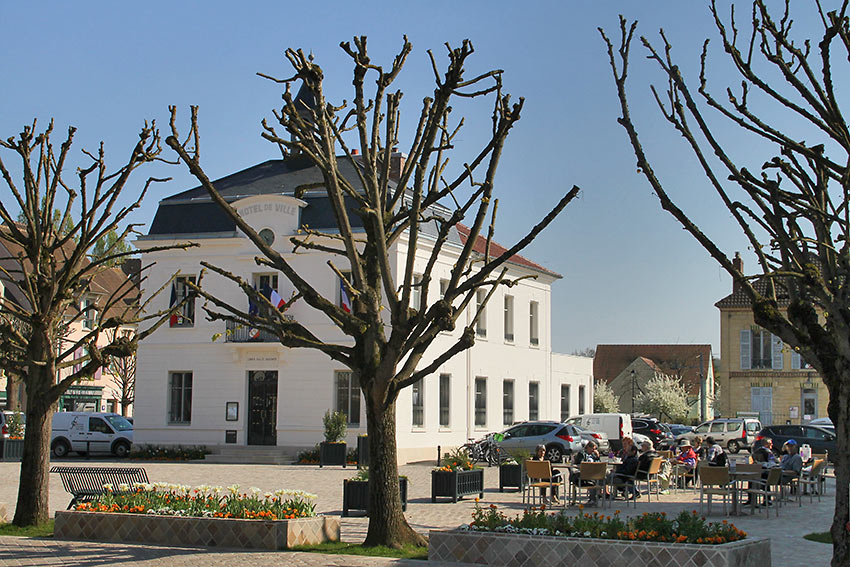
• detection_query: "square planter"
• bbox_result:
[499,463,525,492]
[319,441,347,468]
[431,469,484,503]
[342,477,408,517]
[54,510,340,550]
[0,438,24,461]
[429,529,771,567]
[356,435,369,469]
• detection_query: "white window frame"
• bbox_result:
[335,370,360,426]
[411,274,424,311]
[168,371,193,424]
[529,301,539,346]
[578,385,586,415]
[439,373,451,428]
[411,377,424,428]
[81,297,96,330]
[474,376,487,427]
[504,295,514,342]
[560,384,571,421]
[171,276,197,328]
[475,290,487,338]
[503,379,514,426]
[528,381,539,421]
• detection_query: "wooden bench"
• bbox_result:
[50,466,149,509]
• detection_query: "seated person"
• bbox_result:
[532,444,562,504]
[674,440,698,486]
[780,439,804,480]
[752,437,778,466]
[608,444,640,498]
[636,440,659,480]
[616,436,634,460]
[704,436,727,466]
[571,441,601,504]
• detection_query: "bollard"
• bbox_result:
[437,445,441,466]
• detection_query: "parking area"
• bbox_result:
[0,458,835,566]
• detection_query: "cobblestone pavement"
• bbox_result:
[0,459,835,565]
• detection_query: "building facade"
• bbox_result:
[134,157,591,462]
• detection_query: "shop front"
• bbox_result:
[59,385,103,412]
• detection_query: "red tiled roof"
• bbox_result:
[594,344,712,396]
[455,224,561,278]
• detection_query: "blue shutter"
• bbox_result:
[740,330,751,370]
[771,334,783,370]
[791,351,801,370]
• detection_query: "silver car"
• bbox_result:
[675,418,762,453]
[494,420,583,462]
[573,424,610,453]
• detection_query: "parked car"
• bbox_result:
[564,413,634,452]
[665,423,694,437]
[494,420,583,462]
[1,410,26,438]
[757,424,836,462]
[631,417,676,450]
[675,417,762,453]
[51,412,134,458]
[572,423,610,453]
[808,417,833,433]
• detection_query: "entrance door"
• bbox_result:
[248,370,278,445]
[802,389,818,422]
[750,387,773,425]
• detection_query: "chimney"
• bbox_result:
[351,149,359,155]
[390,150,405,182]
[732,251,743,293]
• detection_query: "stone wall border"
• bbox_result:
[429,528,771,567]
[54,510,339,550]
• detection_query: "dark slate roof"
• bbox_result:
[714,278,791,309]
[594,344,712,396]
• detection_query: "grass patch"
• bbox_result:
[0,519,54,538]
[803,531,832,544]
[293,541,427,559]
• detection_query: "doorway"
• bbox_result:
[801,388,818,422]
[248,370,278,445]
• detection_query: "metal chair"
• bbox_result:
[698,465,734,516]
[523,460,564,507]
[573,462,607,507]
[800,459,826,503]
[745,467,782,517]
[636,457,663,501]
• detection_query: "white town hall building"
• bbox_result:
[133,154,592,463]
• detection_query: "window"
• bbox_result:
[168,371,193,424]
[503,380,514,425]
[439,279,450,299]
[529,301,539,346]
[791,350,814,370]
[89,417,112,434]
[528,381,539,421]
[81,298,96,330]
[740,327,781,370]
[252,273,280,315]
[439,373,450,427]
[709,422,725,433]
[578,385,586,414]
[335,370,360,425]
[411,378,424,428]
[560,384,570,421]
[504,295,514,342]
[411,274,424,311]
[170,276,196,327]
[475,290,487,338]
[474,377,487,427]
[806,427,831,440]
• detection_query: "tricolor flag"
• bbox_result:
[340,279,352,313]
[169,282,179,326]
[269,289,286,310]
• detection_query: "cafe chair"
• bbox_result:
[523,460,564,508]
[573,462,607,507]
[745,467,782,517]
[636,457,663,501]
[800,459,826,504]
[698,465,734,516]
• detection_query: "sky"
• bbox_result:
[0,1,830,358]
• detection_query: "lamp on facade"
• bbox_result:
[630,369,636,414]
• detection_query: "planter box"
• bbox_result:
[319,441,347,468]
[342,477,408,517]
[431,469,484,503]
[429,529,771,567]
[499,463,524,492]
[0,438,24,461]
[54,511,339,550]
[356,435,369,469]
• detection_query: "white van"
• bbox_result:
[51,412,134,458]
[564,413,634,452]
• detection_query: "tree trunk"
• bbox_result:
[364,394,426,548]
[828,377,850,567]
[12,378,54,526]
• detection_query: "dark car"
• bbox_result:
[632,417,676,449]
[757,424,836,462]
[665,423,693,437]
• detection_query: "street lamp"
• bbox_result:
[630,369,636,414]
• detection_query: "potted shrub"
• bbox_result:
[499,449,530,492]
[1,411,25,462]
[319,410,348,467]
[342,468,408,516]
[431,447,484,503]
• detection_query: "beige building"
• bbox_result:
[715,255,826,425]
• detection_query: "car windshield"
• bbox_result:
[105,415,133,431]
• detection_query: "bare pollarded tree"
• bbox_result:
[0,120,194,526]
[166,37,578,547]
[107,336,136,417]
[602,2,850,563]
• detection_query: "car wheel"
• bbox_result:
[545,445,564,463]
[113,441,131,458]
[727,440,741,454]
[52,440,71,458]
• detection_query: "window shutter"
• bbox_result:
[791,351,801,370]
[740,330,751,370]
[771,334,783,370]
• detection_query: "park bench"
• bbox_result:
[50,466,149,509]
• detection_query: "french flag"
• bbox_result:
[269,289,286,310]
[340,280,352,313]
[169,282,179,326]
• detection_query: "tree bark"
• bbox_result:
[828,374,850,567]
[12,368,54,526]
[364,391,425,548]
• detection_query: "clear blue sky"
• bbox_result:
[1,1,825,357]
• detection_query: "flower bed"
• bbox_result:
[54,482,339,550]
[429,506,768,567]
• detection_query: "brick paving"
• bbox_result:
[0,458,835,565]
